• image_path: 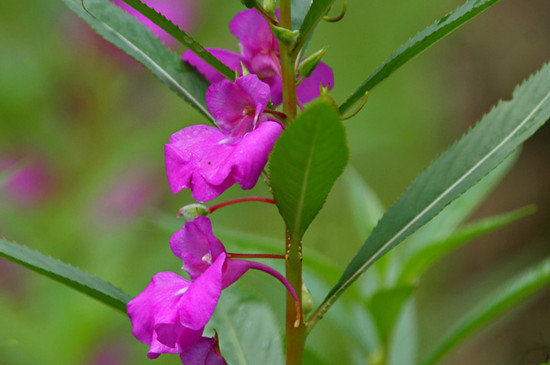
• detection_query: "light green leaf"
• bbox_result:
[398,205,536,284]
[0,237,130,313]
[269,100,349,242]
[62,0,213,121]
[387,298,418,365]
[344,166,385,239]
[310,61,550,325]
[292,0,313,30]
[420,256,550,365]
[339,0,502,115]
[368,286,415,344]
[293,0,335,56]
[210,286,284,365]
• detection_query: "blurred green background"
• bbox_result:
[0,0,549,364]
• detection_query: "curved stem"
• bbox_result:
[246,260,301,324]
[207,197,276,213]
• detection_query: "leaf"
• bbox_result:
[0,237,131,313]
[420,256,550,365]
[387,298,418,365]
[291,0,313,30]
[310,61,550,324]
[398,205,536,284]
[344,166,385,239]
[210,286,284,365]
[293,0,335,56]
[118,0,235,80]
[339,0,502,115]
[61,0,213,121]
[269,100,349,242]
[368,286,415,344]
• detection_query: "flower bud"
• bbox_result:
[301,281,313,317]
[269,24,299,46]
[177,203,209,221]
[263,0,276,16]
[298,47,327,78]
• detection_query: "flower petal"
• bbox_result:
[296,62,334,104]
[170,216,226,280]
[182,48,244,83]
[229,9,278,61]
[180,337,227,365]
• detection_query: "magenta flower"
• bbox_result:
[165,74,283,202]
[128,216,299,362]
[112,0,199,46]
[182,9,333,106]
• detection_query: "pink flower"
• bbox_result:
[165,74,283,202]
[127,217,298,363]
[182,9,333,106]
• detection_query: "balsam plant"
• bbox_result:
[1,0,549,364]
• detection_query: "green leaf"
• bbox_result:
[293,0,335,56]
[61,0,213,121]
[387,298,418,365]
[269,100,349,242]
[339,0,502,115]
[344,166,385,239]
[291,0,313,30]
[311,61,550,324]
[210,286,284,365]
[368,286,415,344]
[398,205,536,284]
[118,0,235,80]
[0,237,131,313]
[420,256,550,365]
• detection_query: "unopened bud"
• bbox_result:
[301,281,313,317]
[177,203,209,221]
[270,24,299,46]
[240,0,256,9]
[298,47,327,78]
[263,0,276,16]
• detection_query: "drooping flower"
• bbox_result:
[182,9,333,106]
[165,74,283,202]
[128,216,299,362]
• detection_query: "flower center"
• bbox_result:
[202,252,213,264]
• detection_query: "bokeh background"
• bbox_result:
[0,0,549,364]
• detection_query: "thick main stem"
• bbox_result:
[278,0,305,363]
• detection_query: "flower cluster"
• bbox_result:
[129,8,331,364]
[165,9,334,201]
[128,217,298,363]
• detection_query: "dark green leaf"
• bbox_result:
[291,0,313,30]
[210,286,283,365]
[420,256,550,365]
[398,205,536,284]
[339,0,502,115]
[0,237,131,313]
[62,0,213,121]
[293,0,335,56]
[118,0,234,80]
[311,61,550,324]
[269,100,349,241]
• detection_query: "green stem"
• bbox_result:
[279,0,304,363]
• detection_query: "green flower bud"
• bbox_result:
[298,47,328,78]
[269,24,299,46]
[177,203,209,221]
[301,281,313,317]
[263,0,276,16]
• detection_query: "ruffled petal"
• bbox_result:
[182,48,244,83]
[230,121,283,189]
[296,62,334,104]
[178,254,225,330]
